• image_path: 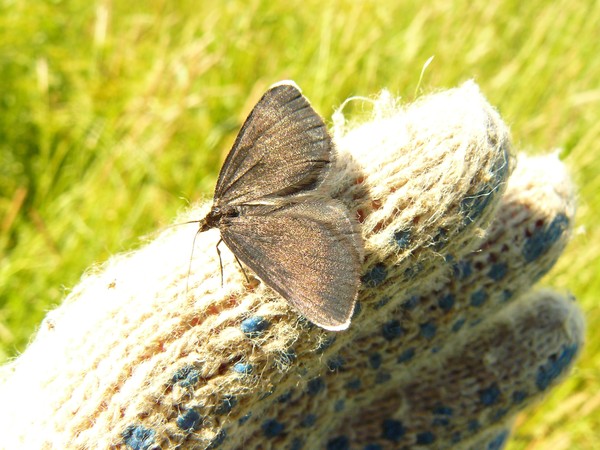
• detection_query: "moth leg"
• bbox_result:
[216,238,224,288]
[216,238,249,285]
[233,254,250,284]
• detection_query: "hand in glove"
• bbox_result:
[0,82,583,450]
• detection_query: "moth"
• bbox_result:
[194,81,362,331]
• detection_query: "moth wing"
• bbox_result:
[220,201,362,330]
[214,81,332,206]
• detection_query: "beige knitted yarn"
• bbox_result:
[0,82,583,450]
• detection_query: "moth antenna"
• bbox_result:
[185,228,202,294]
[166,219,202,229]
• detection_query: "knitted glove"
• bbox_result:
[0,82,583,450]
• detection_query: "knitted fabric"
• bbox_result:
[0,82,583,450]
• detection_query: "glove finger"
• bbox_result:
[328,290,583,449]
[334,81,511,295]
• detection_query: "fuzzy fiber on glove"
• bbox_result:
[0,81,584,450]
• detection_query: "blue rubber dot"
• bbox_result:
[453,261,472,279]
[279,348,297,364]
[533,264,556,281]
[523,213,569,262]
[382,320,404,341]
[488,263,508,281]
[206,429,227,449]
[239,413,252,424]
[536,344,579,391]
[307,377,325,396]
[277,390,293,403]
[512,390,527,403]
[492,151,510,181]
[369,352,382,369]
[451,432,462,443]
[420,322,437,340]
[402,295,419,310]
[171,365,200,387]
[233,363,253,374]
[487,429,510,450]
[327,435,350,450]
[433,405,453,416]
[290,437,304,450]
[470,289,488,307]
[468,420,480,432]
[375,371,391,384]
[452,318,466,332]
[261,419,285,438]
[461,188,495,225]
[393,229,412,249]
[334,399,345,412]
[364,445,383,450]
[259,390,274,400]
[501,289,513,302]
[470,318,482,328]
[381,419,405,442]
[362,263,388,287]
[240,316,270,336]
[432,228,448,250]
[397,348,415,363]
[301,414,317,427]
[479,383,501,406]
[327,355,346,371]
[215,395,237,415]
[345,378,362,391]
[438,294,455,312]
[176,409,202,431]
[416,431,436,445]
[171,365,193,382]
[316,335,336,353]
[403,263,422,280]
[492,407,509,420]
[432,417,450,427]
[375,296,391,309]
[122,425,156,450]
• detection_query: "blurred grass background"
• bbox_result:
[0,0,598,448]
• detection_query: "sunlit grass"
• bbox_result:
[1,1,598,448]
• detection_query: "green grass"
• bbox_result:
[1,0,598,448]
